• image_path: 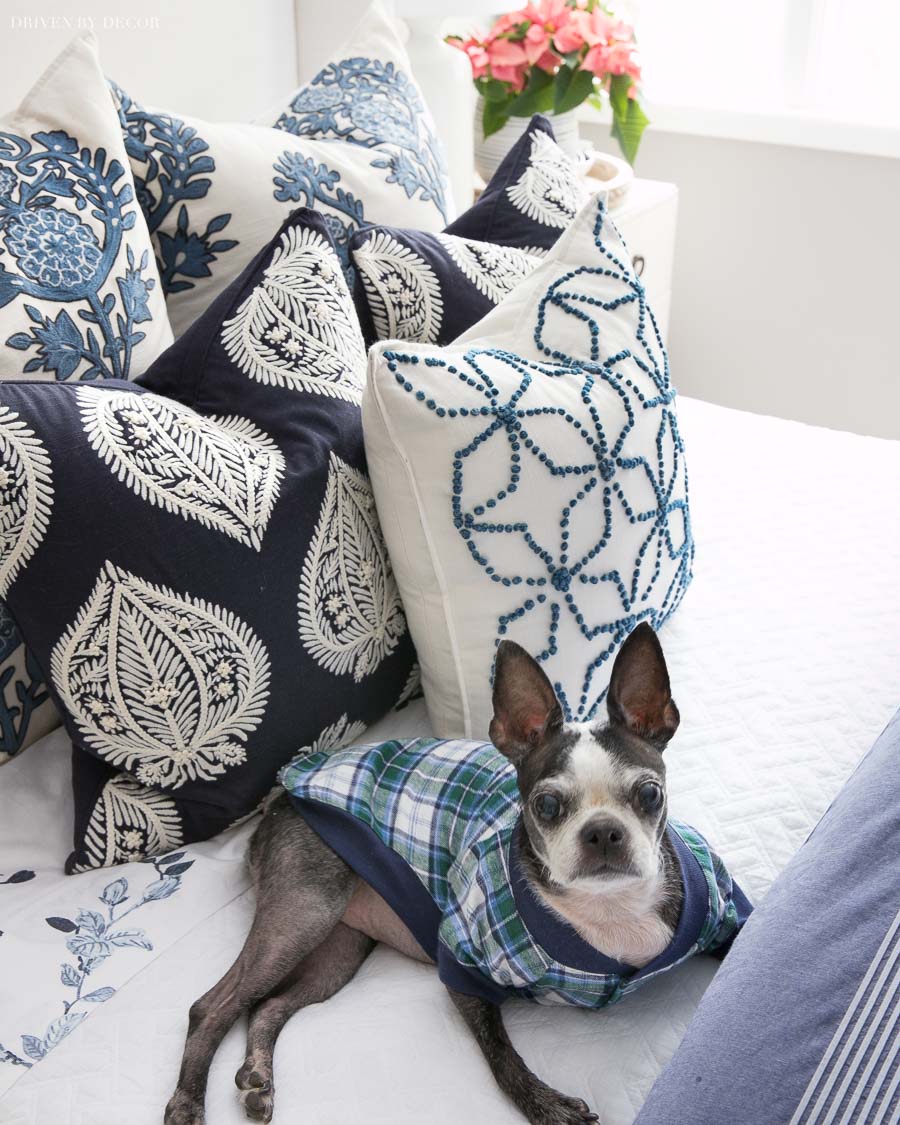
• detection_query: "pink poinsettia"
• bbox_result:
[484,36,530,90]
[446,1,648,162]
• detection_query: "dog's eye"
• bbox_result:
[637,782,663,813]
[533,793,561,821]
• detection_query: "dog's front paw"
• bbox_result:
[164,1087,205,1125]
[523,1087,599,1125]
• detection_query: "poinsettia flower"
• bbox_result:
[553,17,587,54]
[454,36,491,79]
[485,37,529,69]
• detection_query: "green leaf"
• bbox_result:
[477,77,512,104]
[508,68,555,118]
[482,98,512,139]
[609,73,649,165]
[553,64,596,115]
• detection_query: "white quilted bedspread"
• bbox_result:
[1,396,899,1125]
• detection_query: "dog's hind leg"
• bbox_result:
[235,922,374,1122]
[164,796,358,1125]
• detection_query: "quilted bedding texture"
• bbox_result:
[1,395,899,1124]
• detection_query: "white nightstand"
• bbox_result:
[604,180,678,340]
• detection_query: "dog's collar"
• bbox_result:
[508,821,711,978]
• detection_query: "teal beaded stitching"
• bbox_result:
[380,201,693,721]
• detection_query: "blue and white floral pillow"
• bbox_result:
[111,1,451,338]
[0,35,173,762]
[0,207,416,870]
[363,194,694,738]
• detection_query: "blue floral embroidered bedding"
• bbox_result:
[362,194,693,739]
[0,208,416,870]
[112,0,451,339]
[349,115,588,347]
[0,35,174,761]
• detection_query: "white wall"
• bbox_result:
[583,120,900,439]
[1,0,299,121]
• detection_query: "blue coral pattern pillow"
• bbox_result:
[0,208,416,869]
[0,35,173,761]
[349,116,589,348]
[363,195,693,738]
[112,1,450,338]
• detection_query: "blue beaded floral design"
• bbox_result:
[0,129,156,381]
[381,204,693,721]
[110,83,238,298]
[276,58,448,223]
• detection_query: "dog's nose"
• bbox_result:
[579,817,626,854]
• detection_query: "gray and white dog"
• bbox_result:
[165,624,690,1125]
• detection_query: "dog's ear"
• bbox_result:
[606,624,680,748]
[490,641,563,761]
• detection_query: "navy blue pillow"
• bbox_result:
[349,228,545,347]
[349,116,589,347]
[0,208,415,871]
[445,115,588,250]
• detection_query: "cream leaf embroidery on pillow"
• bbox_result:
[437,235,542,304]
[0,405,54,598]
[72,774,184,871]
[353,229,443,343]
[51,562,270,788]
[220,225,365,400]
[506,131,590,229]
[78,388,284,552]
[298,452,406,683]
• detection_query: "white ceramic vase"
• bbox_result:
[473,98,581,181]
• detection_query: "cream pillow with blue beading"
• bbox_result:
[0,35,172,761]
[363,195,693,739]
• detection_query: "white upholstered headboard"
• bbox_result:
[0,0,475,212]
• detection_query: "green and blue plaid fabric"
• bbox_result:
[281,737,747,1008]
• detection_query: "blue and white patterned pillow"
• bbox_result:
[111,1,450,338]
[0,208,416,869]
[348,116,588,348]
[0,35,173,762]
[363,194,693,738]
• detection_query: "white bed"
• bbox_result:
[1,395,898,1125]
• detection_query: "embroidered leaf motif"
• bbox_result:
[394,663,422,711]
[20,1036,46,1062]
[301,713,367,757]
[81,987,115,1003]
[0,405,54,596]
[506,131,589,229]
[437,235,542,305]
[220,224,365,401]
[352,230,443,344]
[60,964,81,988]
[72,774,185,870]
[45,917,77,933]
[298,453,406,683]
[77,388,284,551]
[51,562,270,789]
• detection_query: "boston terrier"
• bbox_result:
[165,624,749,1125]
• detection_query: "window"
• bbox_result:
[628,0,900,136]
